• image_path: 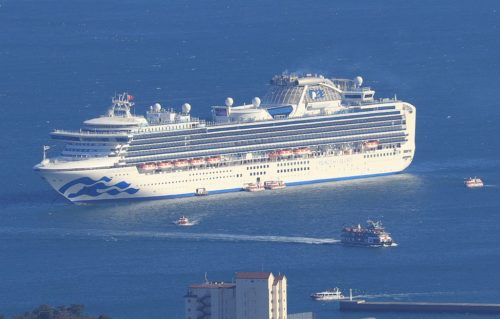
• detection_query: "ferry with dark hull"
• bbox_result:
[341,220,394,247]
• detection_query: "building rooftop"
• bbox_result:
[236,272,272,279]
[273,275,285,286]
[189,282,236,289]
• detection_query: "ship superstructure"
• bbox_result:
[34,73,416,202]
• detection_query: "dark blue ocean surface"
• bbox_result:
[1,0,500,318]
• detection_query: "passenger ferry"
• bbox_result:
[311,288,345,301]
[341,220,394,247]
[34,73,416,202]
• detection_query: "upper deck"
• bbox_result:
[42,74,415,164]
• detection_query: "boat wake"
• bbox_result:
[354,291,455,300]
[171,220,200,226]
[0,227,340,245]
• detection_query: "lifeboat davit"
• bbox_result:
[269,151,280,159]
[190,158,205,166]
[293,147,311,155]
[278,149,293,157]
[140,163,157,171]
[363,140,380,149]
[158,161,173,169]
[206,156,221,164]
[173,160,189,168]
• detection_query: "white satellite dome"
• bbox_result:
[225,97,234,107]
[153,103,162,112]
[252,97,261,107]
[355,76,363,87]
[182,103,191,113]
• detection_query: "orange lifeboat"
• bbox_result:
[293,147,311,155]
[206,156,221,164]
[190,158,205,166]
[173,160,189,168]
[157,161,173,169]
[140,163,157,171]
[278,149,293,157]
[363,140,380,149]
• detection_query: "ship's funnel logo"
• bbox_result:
[58,176,139,198]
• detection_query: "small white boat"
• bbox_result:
[190,158,205,166]
[175,216,193,226]
[311,287,345,301]
[195,188,208,196]
[264,180,286,190]
[243,183,265,192]
[465,177,484,188]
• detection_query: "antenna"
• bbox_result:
[43,145,50,161]
[204,272,208,283]
[349,288,353,301]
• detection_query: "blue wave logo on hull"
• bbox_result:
[58,176,139,199]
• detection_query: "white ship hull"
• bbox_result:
[36,148,414,202]
[34,74,417,203]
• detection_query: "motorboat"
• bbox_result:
[243,183,264,192]
[465,177,484,188]
[311,288,345,301]
[264,180,286,190]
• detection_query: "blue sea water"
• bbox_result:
[1,0,500,318]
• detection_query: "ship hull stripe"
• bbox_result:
[70,171,397,203]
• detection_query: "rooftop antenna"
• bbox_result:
[204,272,208,284]
[349,288,353,301]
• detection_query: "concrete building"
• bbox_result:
[184,282,237,319]
[236,272,287,319]
[185,272,287,319]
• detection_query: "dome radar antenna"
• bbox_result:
[252,97,261,107]
[354,76,363,87]
[225,97,234,107]
[153,103,162,112]
[182,103,191,114]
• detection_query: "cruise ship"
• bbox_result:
[34,73,416,202]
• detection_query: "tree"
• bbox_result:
[67,305,85,317]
